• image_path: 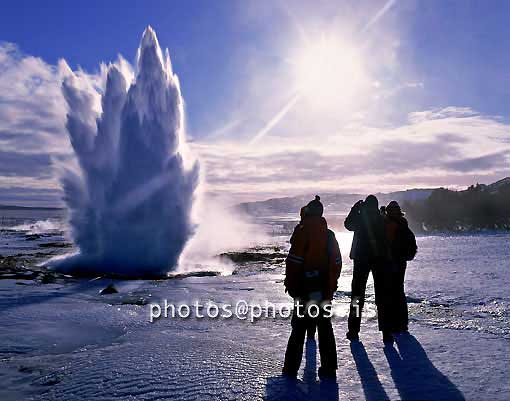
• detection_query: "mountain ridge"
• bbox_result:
[238,188,436,216]
[237,177,510,226]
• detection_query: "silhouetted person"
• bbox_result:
[283,195,342,379]
[345,195,389,343]
[296,206,319,341]
[382,201,417,333]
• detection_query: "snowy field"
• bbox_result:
[1,211,510,400]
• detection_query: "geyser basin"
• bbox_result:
[54,27,199,277]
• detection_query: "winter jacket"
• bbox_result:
[385,215,417,263]
[345,204,386,262]
[284,216,342,300]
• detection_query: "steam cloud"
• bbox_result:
[53,27,199,277]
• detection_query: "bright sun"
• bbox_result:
[250,33,369,144]
[291,35,365,105]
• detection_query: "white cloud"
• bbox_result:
[194,107,510,199]
[0,41,508,206]
[0,43,69,155]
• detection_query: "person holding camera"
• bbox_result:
[344,195,390,343]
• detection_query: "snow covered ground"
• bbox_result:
[2,229,510,400]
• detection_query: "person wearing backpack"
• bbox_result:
[283,195,342,379]
[382,201,417,333]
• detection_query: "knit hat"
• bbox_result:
[364,194,379,211]
[386,200,404,217]
[304,195,324,217]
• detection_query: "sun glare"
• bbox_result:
[292,35,365,105]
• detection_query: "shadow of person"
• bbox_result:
[350,341,390,401]
[264,338,339,401]
[303,336,317,382]
[384,333,465,401]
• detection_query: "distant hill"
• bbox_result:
[404,177,510,232]
[480,177,510,194]
[237,188,434,217]
[237,177,510,233]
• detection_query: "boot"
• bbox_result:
[318,366,336,380]
[282,367,298,378]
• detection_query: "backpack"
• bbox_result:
[401,226,417,261]
[302,229,338,301]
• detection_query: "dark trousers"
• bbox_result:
[307,319,317,339]
[348,260,386,333]
[396,264,409,331]
[283,303,337,375]
[385,262,408,332]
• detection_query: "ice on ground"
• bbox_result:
[2,224,510,400]
[7,219,65,236]
[1,268,509,400]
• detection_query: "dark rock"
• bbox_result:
[100,283,119,295]
[38,242,72,248]
[219,251,286,264]
[167,271,220,279]
[40,273,57,284]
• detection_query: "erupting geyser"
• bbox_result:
[54,27,199,276]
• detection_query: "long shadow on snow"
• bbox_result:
[350,341,390,401]
[264,338,339,401]
[384,333,465,401]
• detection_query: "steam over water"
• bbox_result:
[54,27,199,276]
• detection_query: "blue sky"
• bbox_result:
[1,1,510,205]
[3,0,509,126]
